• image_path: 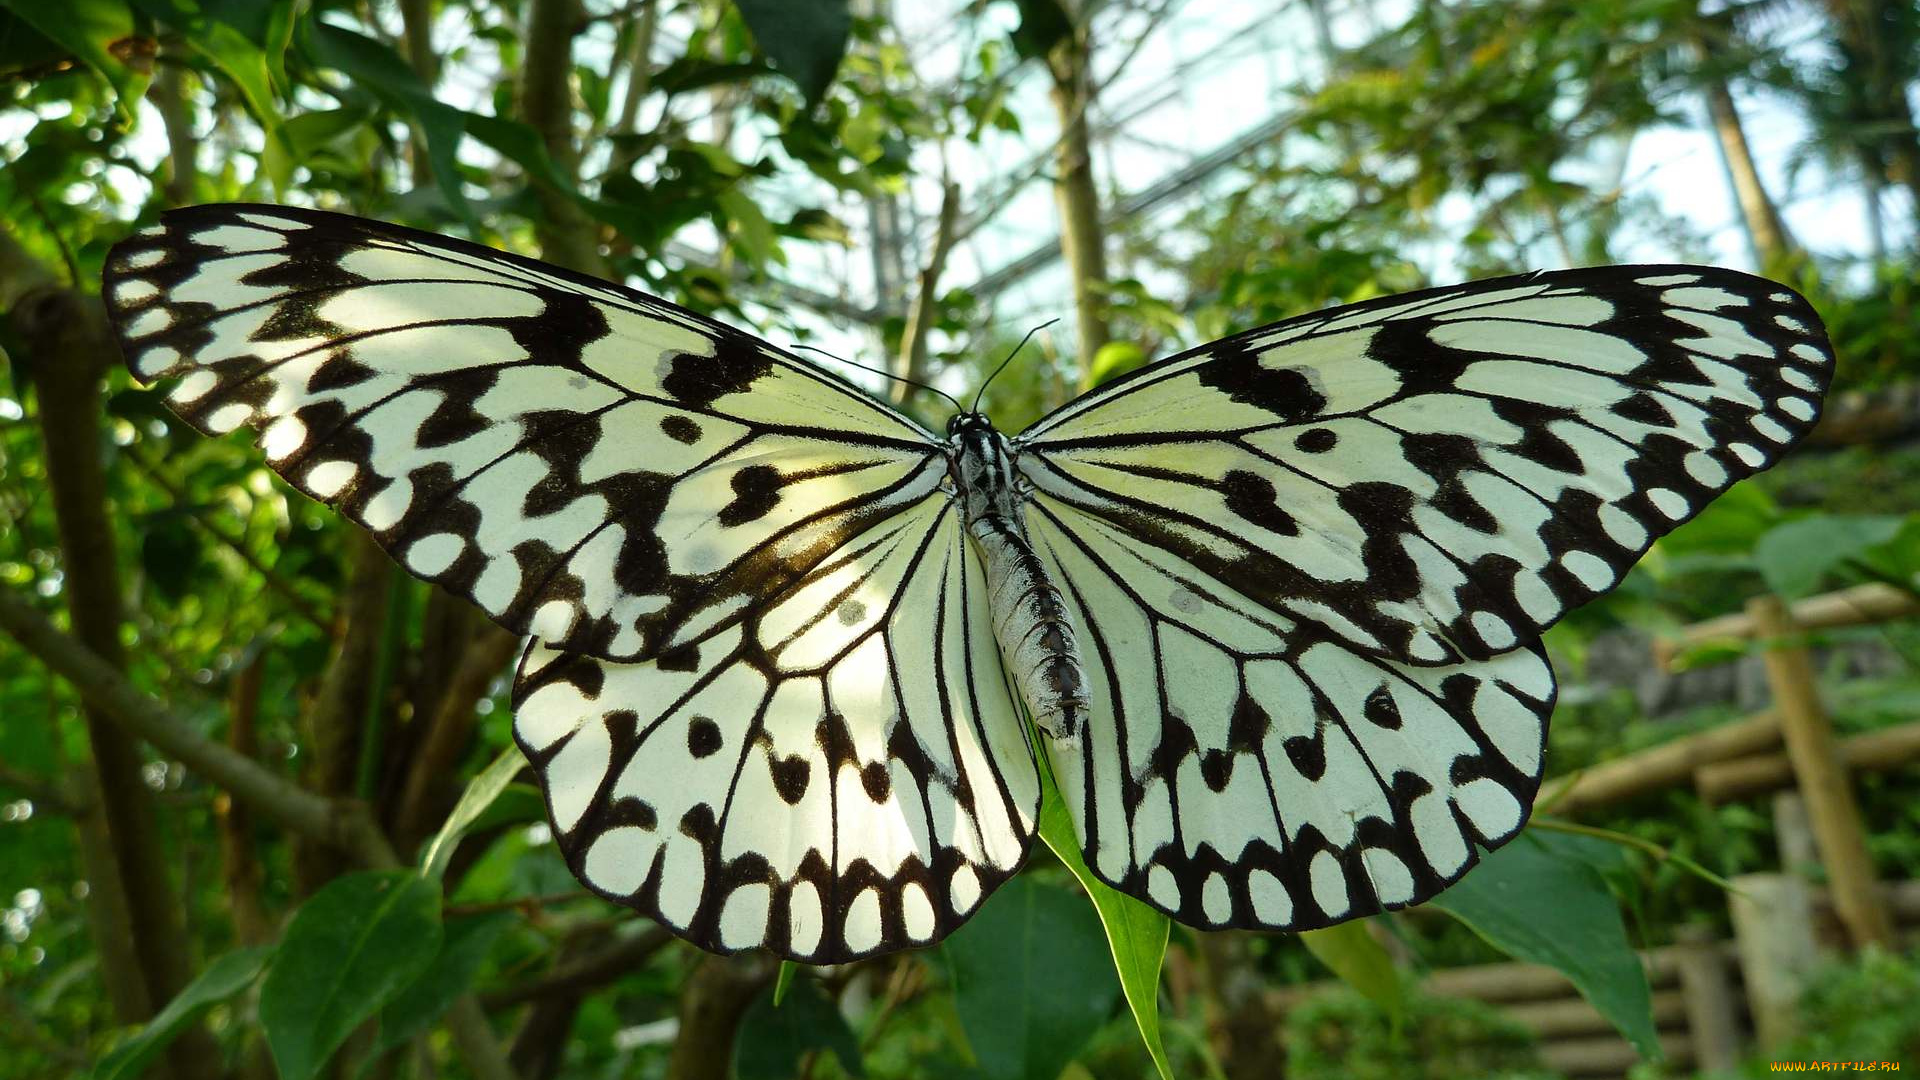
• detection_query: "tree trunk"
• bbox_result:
[521,0,607,277]
[1046,17,1112,388]
[11,278,218,1076]
[1695,51,1796,268]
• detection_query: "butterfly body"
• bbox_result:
[104,205,1835,961]
[947,412,1091,744]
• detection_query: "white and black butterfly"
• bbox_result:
[103,205,1832,962]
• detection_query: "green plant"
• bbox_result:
[1283,986,1559,1080]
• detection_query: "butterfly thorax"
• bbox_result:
[947,413,1090,745]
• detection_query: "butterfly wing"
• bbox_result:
[1017,266,1831,927]
[515,493,1038,960]
[104,205,940,663]
[1017,266,1832,664]
[105,205,1039,958]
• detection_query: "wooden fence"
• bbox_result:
[1272,583,1918,1077]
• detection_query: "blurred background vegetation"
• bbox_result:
[1,0,1918,1078]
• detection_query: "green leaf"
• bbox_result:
[308,22,471,220]
[372,912,513,1055]
[127,1,281,151]
[259,870,445,1080]
[943,876,1120,1080]
[0,0,150,116]
[1086,341,1145,389]
[733,0,849,103]
[733,977,864,1079]
[1755,514,1908,598]
[421,746,524,881]
[1300,921,1403,1018]
[93,946,275,1080]
[716,189,778,268]
[1429,831,1659,1058]
[772,960,798,1007]
[1036,748,1172,1080]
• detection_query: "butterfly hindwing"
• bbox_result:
[513,492,1039,961]
[1028,494,1553,929]
[1016,266,1833,667]
[104,205,940,663]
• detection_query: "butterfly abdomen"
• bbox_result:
[951,417,1090,744]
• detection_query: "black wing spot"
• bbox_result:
[656,643,701,672]
[660,415,702,444]
[1199,749,1235,792]
[860,761,892,802]
[771,754,812,805]
[1196,347,1327,421]
[1284,724,1328,782]
[1362,686,1402,729]
[661,338,774,408]
[687,716,723,759]
[1221,469,1300,537]
[1294,427,1338,454]
[718,464,782,526]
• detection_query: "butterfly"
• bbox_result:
[103,205,1833,962]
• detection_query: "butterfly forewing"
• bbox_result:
[1016,266,1833,667]
[103,205,939,664]
[512,493,1038,961]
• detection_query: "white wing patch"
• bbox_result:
[512,495,1039,961]
[1028,495,1553,929]
[1017,267,1834,668]
[103,204,938,663]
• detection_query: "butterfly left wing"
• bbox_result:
[514,491,1040,962]
[104,204,940,663]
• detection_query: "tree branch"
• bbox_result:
[892,180,961,405]
[481,926,674,1009]
[0,585,397,866]
[393,622,521,852]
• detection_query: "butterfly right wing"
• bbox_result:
[104,204,940,663]
[513,492,1040,962]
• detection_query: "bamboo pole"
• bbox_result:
[1539,711,1780,813]
[1694,719,1920,803]
[1728,872,1822,1049]
[1503,989,1687,1038]
[1540,1032,1693,1077]
[1673,925,1744,1072]
[1749,596,1895,948]
[1655,583,1920,670]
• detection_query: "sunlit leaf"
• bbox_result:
[0,0,150,115]
[1300,921,1402,1019]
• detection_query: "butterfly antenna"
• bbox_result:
[790,344,965,414]
[972,318,1060,414]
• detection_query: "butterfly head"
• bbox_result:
[946,411,996,439]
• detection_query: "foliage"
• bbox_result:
[1282,986,1554,1080]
